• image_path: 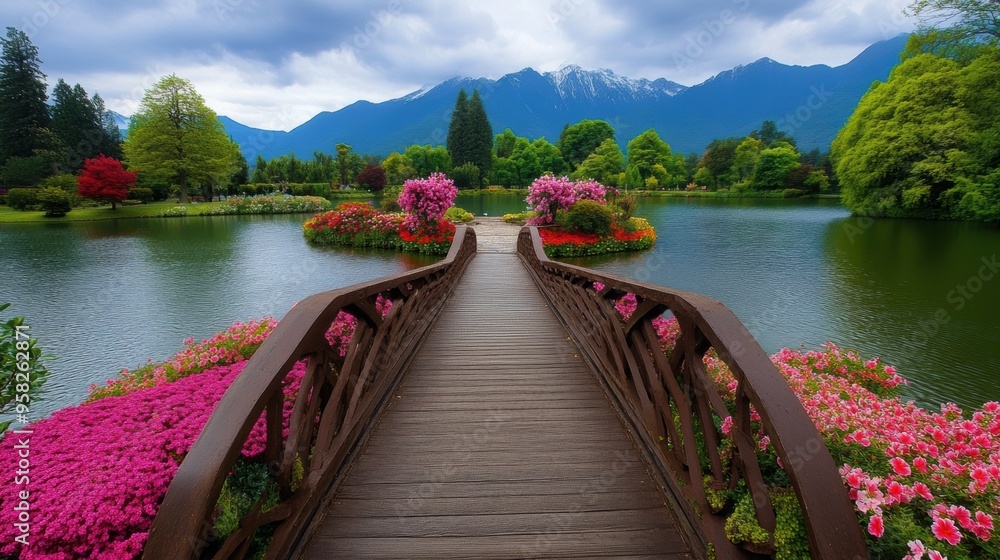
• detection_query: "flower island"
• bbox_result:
[303,173,460,255]
[516,175,656,258]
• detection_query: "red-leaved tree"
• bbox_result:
[77,155,137,210]
[356,164,387,192]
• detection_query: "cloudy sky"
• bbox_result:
[3,0,916,131]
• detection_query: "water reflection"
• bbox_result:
[824,216,1000,409]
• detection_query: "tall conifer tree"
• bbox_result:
[465,89,493,185]
[0,27,51,164]
[446,89,469,166]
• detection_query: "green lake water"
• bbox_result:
[0,196,996,417]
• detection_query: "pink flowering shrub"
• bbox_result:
[0,359,306,559]
[397,173,458,231]
[590,285,998,558]
[525,176,610,225]
[87,318,278,401]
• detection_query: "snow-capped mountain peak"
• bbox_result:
[544,65,686,102]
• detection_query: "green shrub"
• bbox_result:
[6,188,38,211]
[40,174,78,194]
[381,185,402,212]
[35,187,73,217]
[450,162,480,190]
[781,188,808,198]
[503,211,536,225]
[561,200,613,235]
[444,206,474,223]
[128,187,155,204]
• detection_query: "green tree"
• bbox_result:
[732,137,763,183]
[532,138,566,175]
[465,90,493,184]
[752,146,800,190]
[698,137,741,187]
[50,81,117,170]
[572,138,624,185]
[447,89,492,185]
[446,90,469,164]
[751,120,796,147]
[832,54,977,218]
[123,75,239,203]
[93,93,123,160]
[404,144,451,177]
[558,119,615,170]
[251,154,269,183]
[626,129,686,189]
[334,144,364,187]
[382,152,415,185]
[494,128,519,158]
[0,27,51,166]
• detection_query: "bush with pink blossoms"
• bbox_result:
[398,173,458,231]
[525,175,611,225]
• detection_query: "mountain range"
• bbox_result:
[198,34,909,162]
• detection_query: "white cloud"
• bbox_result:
[0,0,918,130]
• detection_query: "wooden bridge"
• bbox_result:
[143,226,868,559]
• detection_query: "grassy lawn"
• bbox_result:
[0,201,231,223]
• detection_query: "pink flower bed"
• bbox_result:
[601,288,997,559]
[0,360,306,559]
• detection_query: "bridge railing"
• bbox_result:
[143,226,477,560]
[517,227,867,560]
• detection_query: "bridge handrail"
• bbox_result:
[517,226,867,560]
[143,226,477,560]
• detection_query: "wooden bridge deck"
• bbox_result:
[300,253,695,559]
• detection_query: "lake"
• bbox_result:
[0,196,997,418]
[569,197,999,410]
[0,215,436,418]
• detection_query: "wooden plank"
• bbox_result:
[299,253,695,559]
[304,531,694,559]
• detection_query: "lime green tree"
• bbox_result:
[832,55,974,217]
[124,75,239,203]
[558,119,615,170]
[625,129,687,190]
[752,144,801,190]
[572,138,624,186]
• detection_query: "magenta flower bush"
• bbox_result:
[0,359,306,559]
[397,173,458,230]
[526,175,611,225]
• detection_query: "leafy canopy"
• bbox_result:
[123,74,239,203]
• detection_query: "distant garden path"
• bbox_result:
[472,216,519,253]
